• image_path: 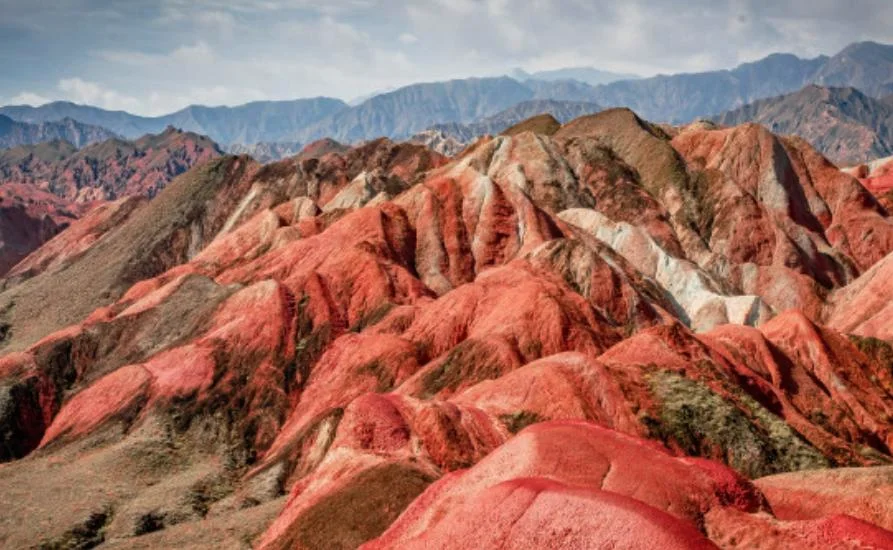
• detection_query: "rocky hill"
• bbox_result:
[0,114,118,149]
[714,85,893,165]
[846,155,893,210]
[0,127,222,201]
[1,111,893,548]
[0,183,85,276]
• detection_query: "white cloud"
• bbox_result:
[398,33,418,45]
[5,92,51,106]
[57,78,142,112]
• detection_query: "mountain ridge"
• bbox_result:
[0,114,118,149]
[713,84,893,165]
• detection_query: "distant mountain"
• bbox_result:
[0,114,118,149]
[159,98,348,144]
[0,183,83,275]
[228,141,303,163]
[510,67,640,86]
[4,41,893,147]
[589,53,829,123]
[811,41,893,97]
[0,98,348,145]
[410,99,603,154]
[0,102,159,137]
[714,85,893,165]
[589,41,893,123]
[297,77,537,143]
[0,127,223,200]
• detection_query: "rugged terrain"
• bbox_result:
[847,155,893,210]
[1,110,893,549]
[0,114,118,149]
[410,99,602,155]
[0,127,222,276]
[0,182,96,276]
[0,127,222,201]
[715,85,893,165]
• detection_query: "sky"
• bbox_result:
[1,0,892,116]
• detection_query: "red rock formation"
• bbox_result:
[1,114,893,549]
[0,127,222,202]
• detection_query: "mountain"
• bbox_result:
[0,183,81,276]
[589,42,893,123]
[0,127,223,201]
[589,53,830,122]
[159,98,349,144]
[0,114,118,149]
[2,110,893,547]
[846,155,893,210]
[0,98,348,145]
[0,101,160,137]
[410,99,602,154]
[4,41,892,149]
[511,66,640,86]
[228,141,304,163]
[296,77,538,143]
[714,85,893,165]
[811,41,893,97]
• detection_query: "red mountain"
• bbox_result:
[0,112,892,548]
[0,128,222,277]
[0,127,222,201]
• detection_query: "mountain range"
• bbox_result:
[0,114,118,149]
[2,41,892,149]
[0,98,348,145]
[2,110,893,547]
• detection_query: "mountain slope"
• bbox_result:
[297,77,537,143]
[160,98,349,145]
[511,66,640,86]
[1,112,893,547]
[0,102,159,137]
[0,98,348,145]
[590,53,829,122]
[0,114,118,149]
[812,41,893,97]
[714,85,893,165]
[410,99,602,154]
[0,127,223,201]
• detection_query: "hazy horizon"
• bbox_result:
[2,0,892,116]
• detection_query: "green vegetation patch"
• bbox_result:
[419,339,509,398]
[499,410,546,434]
[284,462,434,550]
[645,370,827,478]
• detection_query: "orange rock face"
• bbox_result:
[1,119,893,549]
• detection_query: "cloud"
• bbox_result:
[399,33,418,45]
[4,91,51,106]
[58,78,142,112]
